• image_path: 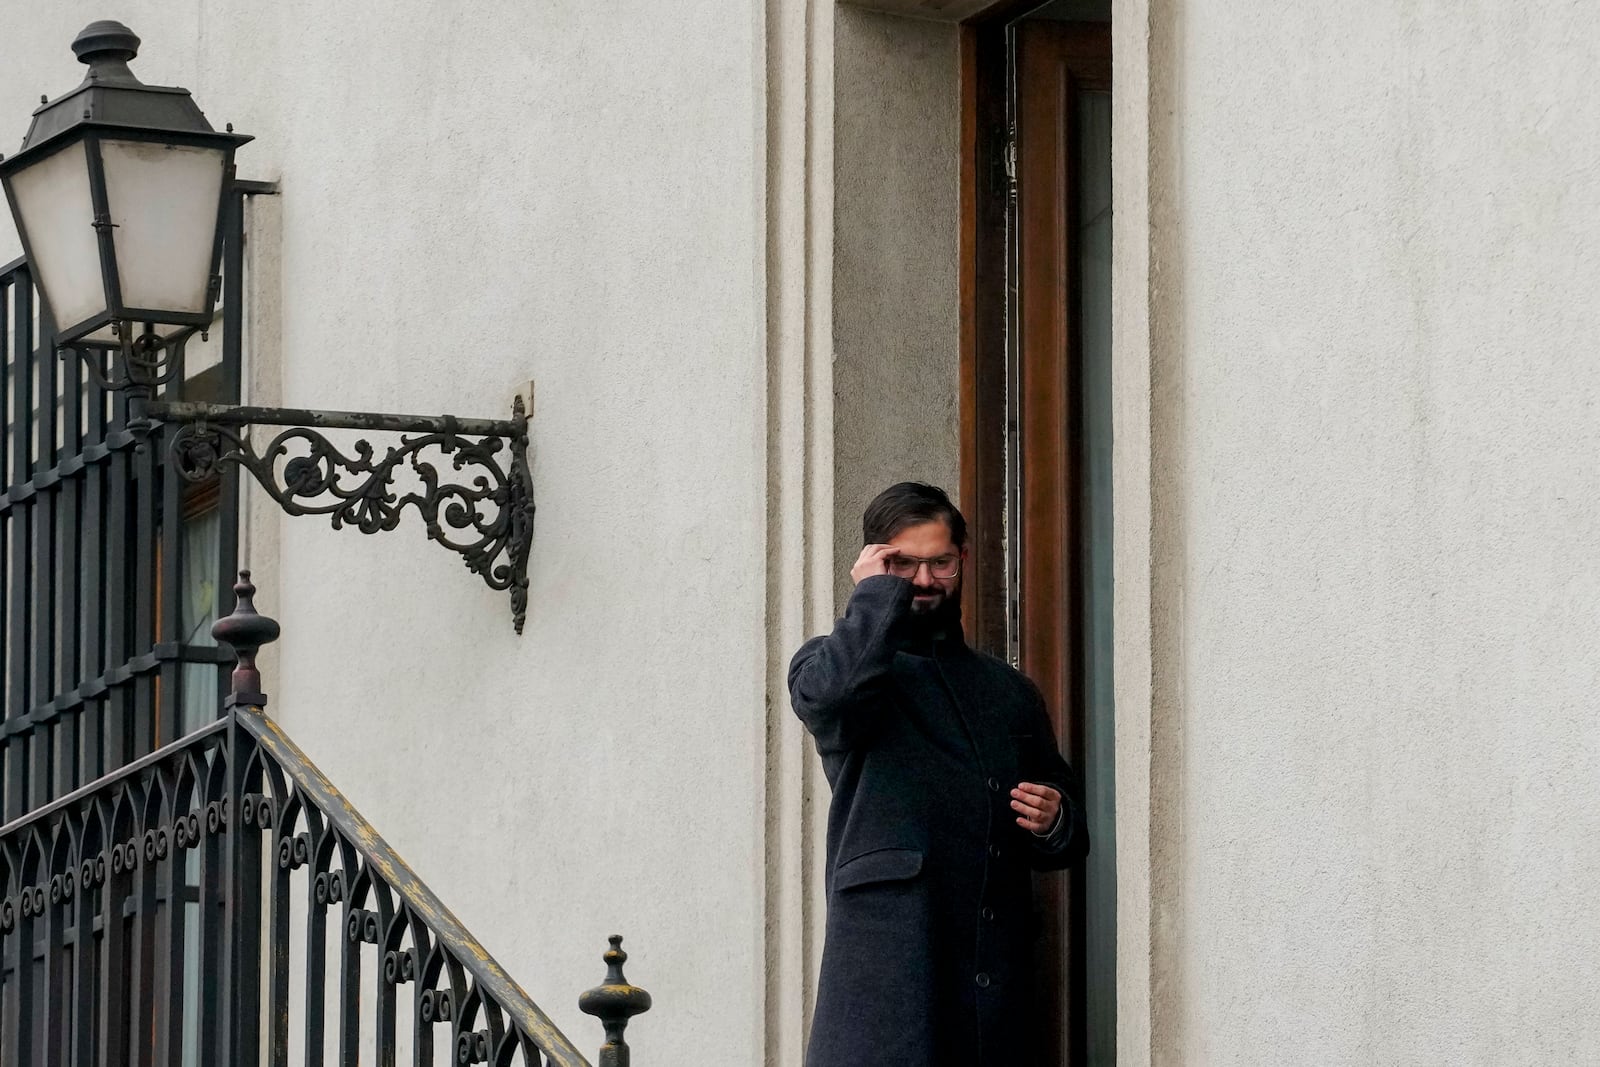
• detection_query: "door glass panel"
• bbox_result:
[1076,86,1117,1067]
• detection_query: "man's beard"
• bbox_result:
[908,579,961,618]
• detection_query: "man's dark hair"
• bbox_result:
[862,482,967,548]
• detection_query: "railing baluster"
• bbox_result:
[226,726,262,1067]
[411,929,433,1067]
[303,816,329,1067]
[6,274,35,822]
[56,337,83,799]
[0,279,10,806]
[42,833,71,1067]
[95,809,129,1067]
[338,880,364,1066]
[195,754,228,1065]
[70,814,99,1067]
[157,429,181,748]
[265,792,295,1067]
[132,440,157,758]
[157,786,186,1067]
[4,851,38,1067]
[0,273,10,739]
[103,390,131,774]
[131,796,159,1067]
[79,372,107,790]
[1,854,9,1062]
[32,300,59,812]
[375,887,398,1067]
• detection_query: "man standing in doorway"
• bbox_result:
[790,482,1088,1067]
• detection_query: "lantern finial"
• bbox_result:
[71,21,142,74]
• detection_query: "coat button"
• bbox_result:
[982,907,995,921]
[975,973,991,988]
[987,777,1000,792]
[988,844,1001,859]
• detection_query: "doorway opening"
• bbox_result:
[959,1,1115,1063]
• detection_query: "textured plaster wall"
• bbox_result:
[832,7,960,596]
[0,3,767,1063]
[1146,2,1600,1062]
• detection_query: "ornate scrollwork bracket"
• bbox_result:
[143,396,535,633]
[60,324,188,397]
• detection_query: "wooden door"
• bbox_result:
[961,13,1112,1065]
[1015,23,1110,1064]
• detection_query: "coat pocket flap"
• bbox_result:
[834,847,924,891]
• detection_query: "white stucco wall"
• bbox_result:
[1130,2,1600,1062]
[1,3,768,1063]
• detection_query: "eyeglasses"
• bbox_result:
[886,554,961,580]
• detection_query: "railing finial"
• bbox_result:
[579,935,652,1067]
[211,569,281,707]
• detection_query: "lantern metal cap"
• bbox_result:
[72,21,142,73]
[7,20,250,165]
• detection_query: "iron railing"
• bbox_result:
[0,573,650,1066]
[0,183,250,824]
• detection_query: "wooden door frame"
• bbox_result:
[960,1,1110,660]
[1018,26,1111,1067]
[958,8,1112,670]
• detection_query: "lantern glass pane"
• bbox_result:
[101,139,227,316]
[7,140,107,331]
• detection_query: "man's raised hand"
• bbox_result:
[851,544,899,585]
[1010,782,1062,834]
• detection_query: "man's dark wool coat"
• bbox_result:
[789,574,1088,1067]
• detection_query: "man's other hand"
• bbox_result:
[1011,782,1062,834]
[850,544,899,585]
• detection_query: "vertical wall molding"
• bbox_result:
[1110,0,1185,1063]
[760,0,835,1063]
[239,190,284,699]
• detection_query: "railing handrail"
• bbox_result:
[0,714,230,837]
[236,703,592,1067]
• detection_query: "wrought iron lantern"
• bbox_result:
[0,21,248,362]
[2,21,535,632]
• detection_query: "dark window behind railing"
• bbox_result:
[0,188,249,824]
